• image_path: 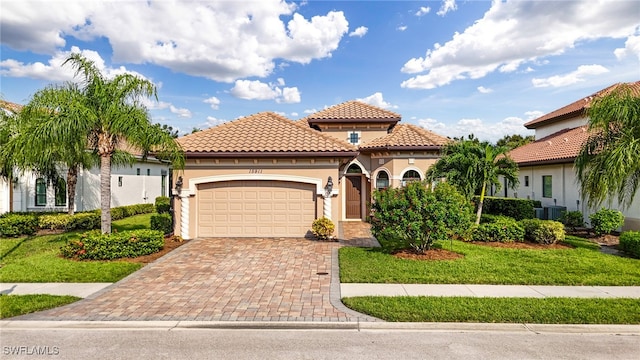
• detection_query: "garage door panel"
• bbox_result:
[198,180,316,237]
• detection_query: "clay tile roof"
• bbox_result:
[525,81,640,129]
[507,126,592,166]
[0,100,24,114]
[177,112,357,156]
[360,124,450,151]
[305,100,401,124]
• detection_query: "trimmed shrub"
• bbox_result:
[371,182,473,253]
[65,212,101,231]
[619,231,640,259]
[106,203,155,221]
[150,213,173,235]
[472,218,524,243]
[60,229,164,260]
[0,213,38,237]
[312,217,335,240]
[480,214,515,224]
[38,214,73,230]
[520,218,565,244]
[155,196,171,214]
[559,210,584,229]
[589,208,624,236]
[475,196,539,220]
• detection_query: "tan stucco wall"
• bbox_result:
[313,123,390,146]
[368,152,440,189]
[173,157,349,238]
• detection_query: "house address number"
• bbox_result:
[249,169,263,174]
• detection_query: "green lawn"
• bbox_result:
[342,296,640,324]
[0,294,81,319]
[339,236,640,285]
[0,214,152,283]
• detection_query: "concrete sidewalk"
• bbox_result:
[0,283,112,298]
[340,284,640,298]
[4,282,640,299]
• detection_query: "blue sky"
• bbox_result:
[1,0,639,142]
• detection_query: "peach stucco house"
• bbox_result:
[173,101,449,239]
[502,81,640,230]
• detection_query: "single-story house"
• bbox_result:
[502,81,640,231]
[0,100,171,215]
[173,101,449,239]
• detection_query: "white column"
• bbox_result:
[180,194,190,239]
[323,193,332,220]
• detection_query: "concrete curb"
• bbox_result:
[2,320,639,334]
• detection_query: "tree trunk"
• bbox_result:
[475,182,487,225]
[67,166,78,215]
[100,154,111,234]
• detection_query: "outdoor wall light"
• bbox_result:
[324,176,333,196]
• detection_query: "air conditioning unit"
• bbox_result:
[543,206,567,221]
[534,208,544,219]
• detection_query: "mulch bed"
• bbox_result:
[393,248,464,261]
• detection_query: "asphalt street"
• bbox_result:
[1,323,638,360]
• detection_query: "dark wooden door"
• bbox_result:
[346,176,362,219]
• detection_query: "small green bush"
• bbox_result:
[60,229,164,260]
[65,212,100,231]
[0,213,38,237]
[38,214,73,230]
[107,204,155,221]
[312,217,335,240]
[479,214,515,224]
[559,211,584,229]
[619,231,640,259]
[589,208,624,236]
[520,219,565,244]
[475,197,539,220]
[155,196,171,214]
[150,213,173,235]
[472,218,524,243]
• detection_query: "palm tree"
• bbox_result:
[17,54,184,232]
[575,83,640,209]
[426,140,519,224]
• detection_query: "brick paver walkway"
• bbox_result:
[22,238,362,322]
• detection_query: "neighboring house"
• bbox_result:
[174,101,449,239]
[502,81,640,231]
[0,100,171,215]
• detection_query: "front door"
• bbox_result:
[346,176,362,219]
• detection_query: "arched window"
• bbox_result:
[402,170,421,186]
[346,164,362,174]
[55,179,67,206]
[35,178,47,206]
[376,171,389,190]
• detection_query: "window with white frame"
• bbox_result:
[376,171,389,190]
[35,178,47,206]
[347,131,361,145]
[401,170,421,186]
[55,179,66,206]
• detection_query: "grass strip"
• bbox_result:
[339,237,640,285]
[0,294,81,319]
[342,296,640,324]
[0,214,151,283]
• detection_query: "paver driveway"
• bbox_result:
[23,237,364,321]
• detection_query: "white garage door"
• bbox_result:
[197,180,317,237]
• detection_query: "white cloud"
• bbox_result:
[356,92,398,109]
[0,46,147,82]
[419,115,534,143]
[169,105,192,118]
[205,116,226,128]
[415,7,430,17]
[303,108,318,114]
[141,97,171,110]
[230,79,301,103]
[397,25,408,32]
[0,0,349,83]
[401,1,639,89]
[531,64,609,88]
[290,112,299,117]
[204,96,221,110]
[436,0,457,17]
[614,35,640,60]
[524,110,545,120]
[349,26,368,38]
[477,86,493,94]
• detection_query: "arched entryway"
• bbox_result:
[345,164,363,219]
